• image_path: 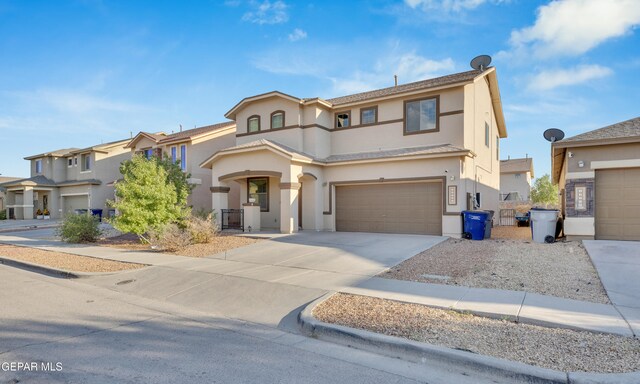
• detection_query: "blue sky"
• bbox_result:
[1,0,639,179]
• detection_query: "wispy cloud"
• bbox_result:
[506,0,640,59]
[527,65,613,91]
[405,0,508,12]
[8,89,149,114]
[242,0,288,25]
[288,28,307,42]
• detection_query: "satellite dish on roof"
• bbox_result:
[543,128,565,143]
[470,55,492,71]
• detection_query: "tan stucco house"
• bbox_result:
[202,68,507,236]
[552,116,640,241]
[500,157,534,201]
[1,139,131,220]
[127,122,240,212]
[0,176,21,213]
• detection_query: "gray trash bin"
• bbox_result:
[530,208,559,243]
[484,210,494,239]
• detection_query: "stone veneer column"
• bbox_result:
[279,182,300,234]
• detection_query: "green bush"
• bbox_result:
[0,210,6,220]
[57,214,102,243]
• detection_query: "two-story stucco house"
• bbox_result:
[552,116,640,241]
[499,157,534,201]
[201,68,507,236]
[1,139,131,220]
[127,122,240,212]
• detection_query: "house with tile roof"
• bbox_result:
[127,122,239,212]
[499,157,534,201]
[552,116,640,241]
[201,67,507,236]
[1,139,131,220]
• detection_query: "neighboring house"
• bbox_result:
[127,122,240,212]
[201,68,507,236]
[552,116,640,241]
[0,176,21,214]
[0,139,131,220]
[499,157,534,201]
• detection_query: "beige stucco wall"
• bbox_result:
[235,97,300,134]
[566,142,640,173]
[500,172,531,200]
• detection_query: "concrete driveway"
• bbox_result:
[82,232,445,327]
[583,240,640,336]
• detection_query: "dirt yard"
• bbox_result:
[0,243,146,273]
[97,233,259,257]
[381,229,609,304]
[314,293,640,373]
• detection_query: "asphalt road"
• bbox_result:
[0,266,518,384]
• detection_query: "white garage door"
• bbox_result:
[595,168,640,241]
[335,182,442,235]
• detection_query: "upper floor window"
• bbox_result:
[143,149,154,160]
[405,97,438,134]
[271,111,284,129]
[335,111,350,128]
[485,122,490,147]
[360,106,377,125]
[35,159,42,174]
[67,158,73,167]
[515,173,521,179]
[180,144,187,172]
[74,157,78,166]
[248,115,260,133]
[81,154,91,171]
[171,146,177,164]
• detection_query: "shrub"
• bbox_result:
[0,210,6,220]
[57,214,101,243]
[149,224,192,252]
[187,213,218,244]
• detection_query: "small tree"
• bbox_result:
[530,174,559,206]
[110,155,189,243]
[156,155,194,207]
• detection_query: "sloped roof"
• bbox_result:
[69,138,132,155]
[24,148,79,160]
[0,175,57,187]
[557,116,640,145]
[158,121,235,144]
[326,70,482,106]
[500,158,534,177]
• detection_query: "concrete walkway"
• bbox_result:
[0,219,61,232]
[583,240,640,337]
[0,232,636,337]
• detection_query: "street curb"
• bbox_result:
[0,256,139,279]
[298,293,640,384]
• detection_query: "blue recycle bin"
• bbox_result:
[462,210,490,240]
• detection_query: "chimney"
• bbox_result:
[179,124,183,132]
[394,75,398,87]
[508,155,510,160]
[526,153,528,158]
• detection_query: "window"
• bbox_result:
[270,111,284,129]
[248,115,260,133]
[335,111,350,128]
[405,97,437,134]
[143,149,154,159]
[515,173,521,179]
[180,144,187,171]
[485,122,490,147]
[67,158,73,167]
[171,146,177,164]
[81,154,91,171]
[74,157,78,166]
[360,106,377,125]
[248,178,269,212]
[35,159,42,174]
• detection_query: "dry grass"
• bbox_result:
[97,233,259,258]
[0,243,146,273]
[491,225,532,240]
[381,236,609,304]
[314,293,640,373]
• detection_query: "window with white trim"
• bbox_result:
[180,144,187,171]
[171,146,177,164]
[35,159,42,174]
[81,154,91,171]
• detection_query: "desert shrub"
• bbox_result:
[187,213,218,244]
[0,210,6,220]
[149,224,192,252]
[57,214,101,243]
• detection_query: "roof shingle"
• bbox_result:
[560,116,640,144]
[158,121,235,144]
[500,158,534,176]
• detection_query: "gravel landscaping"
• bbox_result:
[314,293,640,373]
[381,236,609,304]
[0,243,146,272]
[98,233,259,257]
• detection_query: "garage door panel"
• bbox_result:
[335,182,442,235]
[595,168,640,241]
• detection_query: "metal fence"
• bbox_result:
[498,209,516,226]
[221,209,244,231]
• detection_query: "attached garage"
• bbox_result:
[335,181,443,235]
[62,195,89,214]
[595,168,640,241]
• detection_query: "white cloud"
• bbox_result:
[405,0,507,12]
[242,0,288,25]
[509,0,640,58]
[10,89,147,114]
[288,28,307,42]
[528,64,613,91]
